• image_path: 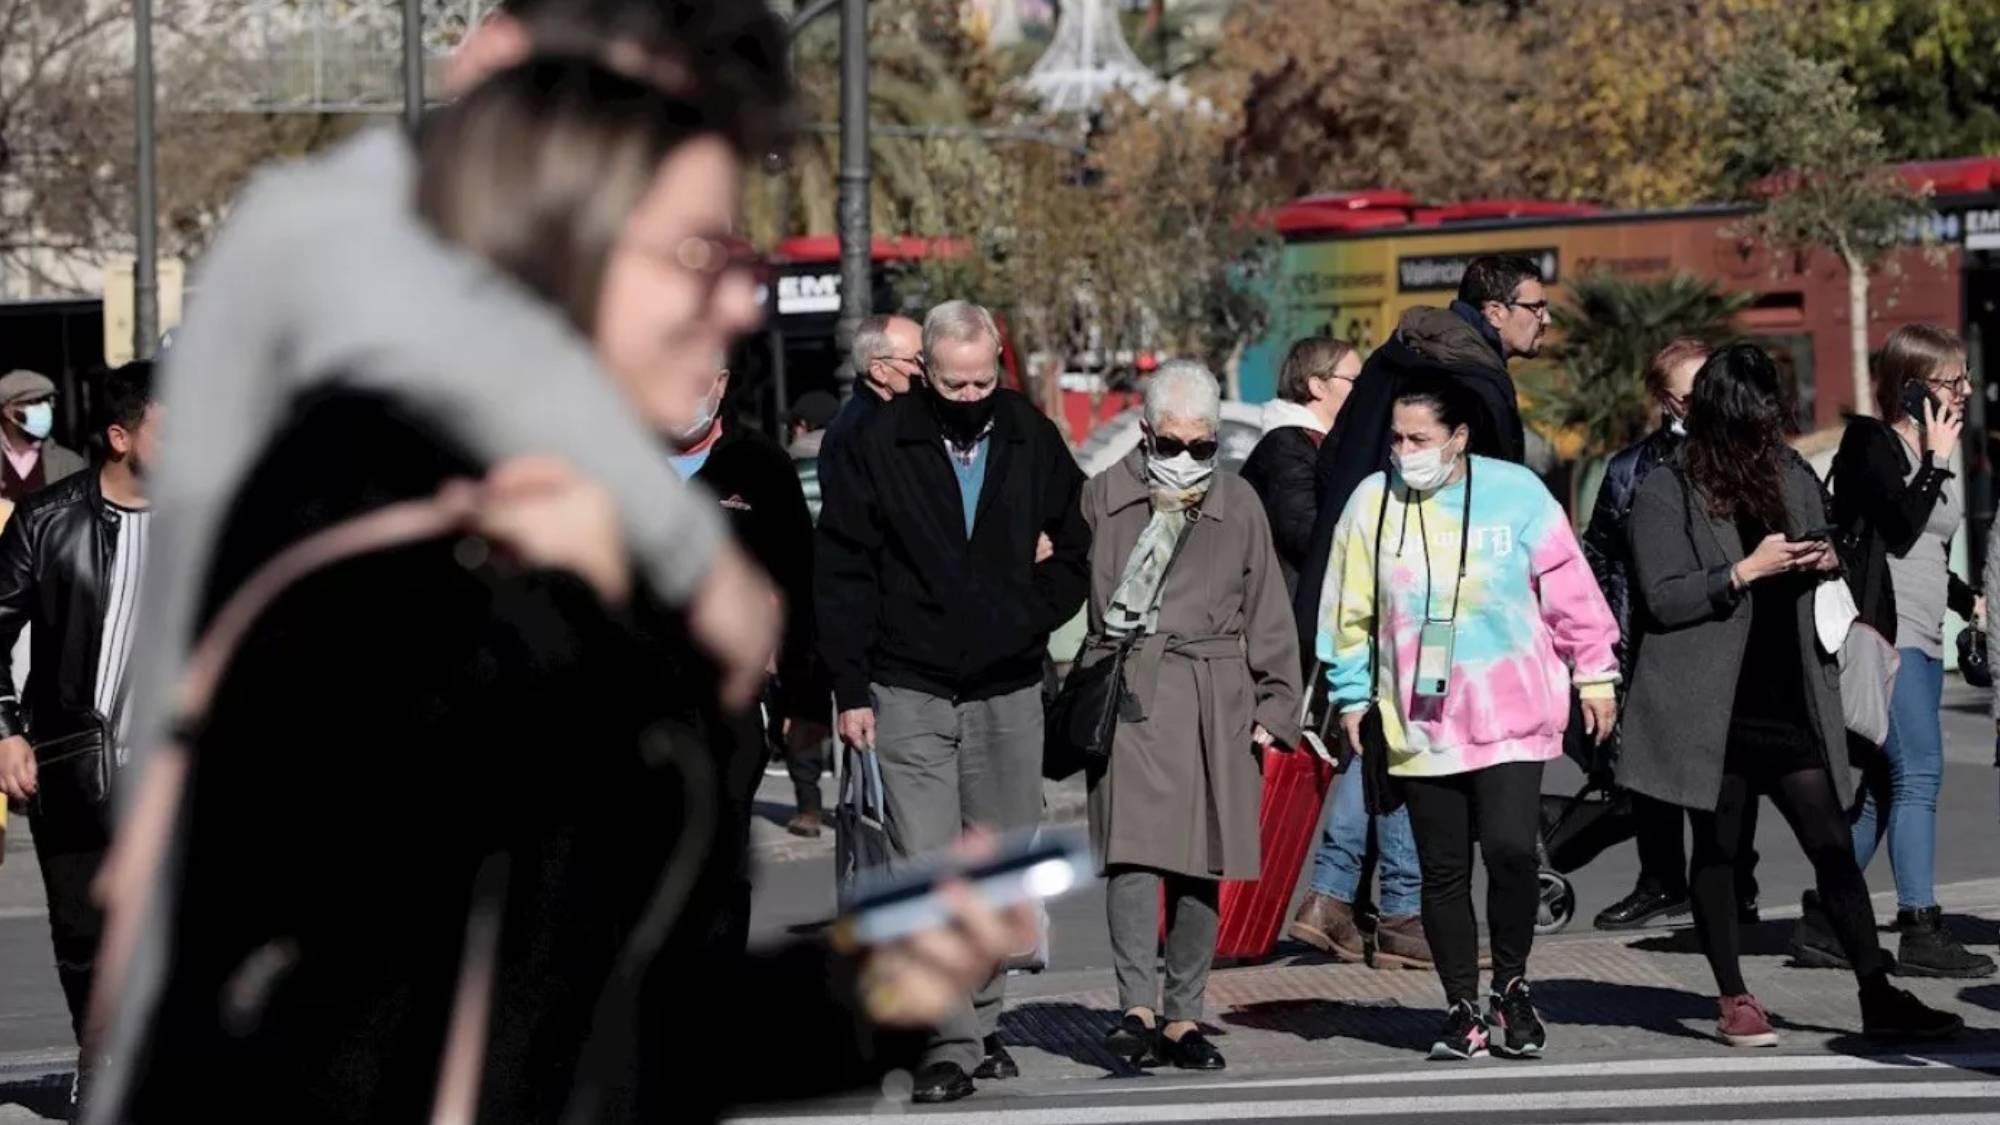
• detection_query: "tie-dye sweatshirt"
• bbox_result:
[1319,456,1619,778]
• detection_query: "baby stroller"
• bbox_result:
[1533,708,1639,934]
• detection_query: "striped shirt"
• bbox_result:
[95,502,152,759]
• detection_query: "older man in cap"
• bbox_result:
[0,371,85,503]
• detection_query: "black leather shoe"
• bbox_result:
[911,1062,975,1104]
[1104,1014,1161,1067]
[1592,886,1691,931]
[1160,1029,1226,1071]
[974,1036,1020,1080]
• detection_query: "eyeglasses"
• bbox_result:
[631,233,773,292]
[1150,433,1220,461]
[1927,373,1973,393]
[1507,299,1552,319]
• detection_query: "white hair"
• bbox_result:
[922,300,1002,364]
[1144,360,1222,429]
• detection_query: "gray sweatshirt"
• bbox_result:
[127,127,727,771]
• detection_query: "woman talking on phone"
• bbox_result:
[1789,326,1995,978]
[1323,372,1618,1062]
[1621,344,1962,1049]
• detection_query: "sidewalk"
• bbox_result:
[989,878,2000,1083]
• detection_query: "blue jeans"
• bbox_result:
[1310,769,1422,917]
[1851,648,1944,910]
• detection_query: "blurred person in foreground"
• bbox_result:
[0,369,87,503]
[93,63,1034,1125]
[815,300,1089,1103]
[1082,361,1300,1072]
[0,362,157,1110]
[1582,338,1761,932]
[1803,324,1991,979]
[1293,256,1547,689]
[117,0,792,854]
[98,0,796,1103]
[1619,344,1961,1049]
[1324,373,1617,1062]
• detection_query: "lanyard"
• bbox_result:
[1398,460,1474,624]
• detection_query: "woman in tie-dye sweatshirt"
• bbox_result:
[1319,373,1618,1064]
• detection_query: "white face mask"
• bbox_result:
[1393,442,1461,492]
[15,402,52,441]
[675,373,725,445]
[1145,450,1215,497]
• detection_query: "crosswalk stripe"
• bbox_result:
[730,1079,2000,1124]
[1028,1050,2000,1098]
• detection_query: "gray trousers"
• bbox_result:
[1107,866,1220,1022]
[872,682,1045,1070]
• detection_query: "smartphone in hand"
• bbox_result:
[831,829,1094,950]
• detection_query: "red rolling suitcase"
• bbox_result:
[1216,744,1337,959]
[1161,743,1337,961]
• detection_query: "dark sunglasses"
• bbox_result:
[1149,433,1220,461]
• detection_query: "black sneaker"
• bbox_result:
[1593,885,1691,931]
[1487,978,1547,1059]
[1428,1000,1491,1061]
[1860,977,1964,1040]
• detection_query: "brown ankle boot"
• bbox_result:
[1291,892,1365,961]
[1371,913,1435,970]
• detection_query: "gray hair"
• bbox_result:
[1144,360,1222,429]
[922,300,1002,365]
[847,314,899,380]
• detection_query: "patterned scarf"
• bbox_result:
[1103,454,1208,638]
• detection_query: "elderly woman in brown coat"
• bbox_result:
[1081,360,1301,1072]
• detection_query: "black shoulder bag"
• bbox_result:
[1043,515,1198,781]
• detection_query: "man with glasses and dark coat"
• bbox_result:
[1288,254,1547,665]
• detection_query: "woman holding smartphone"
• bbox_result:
[1787,325,1995,978]
[1324,372,1619,1062]
[1621,344,1963,1048]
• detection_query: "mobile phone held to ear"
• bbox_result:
[1901,379,1939,427]
[830,829,1094,951]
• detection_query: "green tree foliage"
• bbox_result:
[1521,273,1751,457]
[1805,0,2000,160]
[1717,40,1931,417]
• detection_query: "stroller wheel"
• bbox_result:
[1535,868,1576,935]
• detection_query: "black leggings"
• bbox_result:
[1403,761,1544,1006]
[1634,789,1761,901]
[1689,764,1885,995]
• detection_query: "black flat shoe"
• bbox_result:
[1160,1029,1226,1071]
[1593,886,1691,931]
[911,1062,975,1104]
[1104,1014,1161,1067]
[974,1035,1019,1080]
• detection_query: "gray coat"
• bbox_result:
[1617,456,1851,812]
[1081,455,1302,880]
[40,442,85,487]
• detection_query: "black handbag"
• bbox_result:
[1043,516,1197,781]
[1355,478,1401,816]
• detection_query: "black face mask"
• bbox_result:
[930,387,997,445]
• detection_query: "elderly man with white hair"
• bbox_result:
[814,299,1089,1103]
[1077,360,1301,1073]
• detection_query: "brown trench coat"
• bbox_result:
[1081,454,1303,880]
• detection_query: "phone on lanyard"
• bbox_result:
[1415,620,1456,698]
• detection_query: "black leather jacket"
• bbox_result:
[0,469,120,745]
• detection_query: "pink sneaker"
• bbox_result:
[1718,994,1779,1048]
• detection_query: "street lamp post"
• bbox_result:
[403,0,425,131]
[134,0,158,359]
[834,0,871,401]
